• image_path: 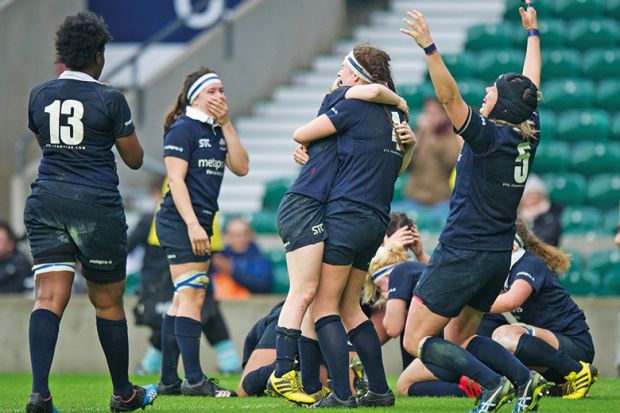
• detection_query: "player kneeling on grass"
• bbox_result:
[484,218,597,399]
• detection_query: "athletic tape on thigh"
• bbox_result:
[32,262,77,278]
[514,322,536,336]
[173,271,209,293]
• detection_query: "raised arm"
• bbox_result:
[293,114,337,145]
[346,84,409,116]
[519,1,541,88]
[401,10,469,130]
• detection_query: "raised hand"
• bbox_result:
[519,0,538,30]
[208,96,230,126]
[400,10,434,48]
[395,122,416,146]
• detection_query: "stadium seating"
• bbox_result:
[476,49,523,82]
[465,23,514,51]
[400,82,435,109]
[542,79,595,111]
[587,174,620,208]
[603,208,620,234]
[536,19,568,48]
[555,0,606,18]
[560,206,603,233]
[456,79,486,108]
[571,141,619,176]
[560,269,600,296]
[248,210,278,234]
[262,177,293,211]
[541,49,581,81]
[538,109,558,141]
[567,18,619,50]
[601,268,620,295]
[611,112,620,141]
[587,249,620,274]
[596,79,620,111]
[533,141,570,173]
[582,48,620,79]
[437,53,477,80]
[557,110,609,142]
[608,0,620,18]
[542,173,588,206]
[265,248,289,293]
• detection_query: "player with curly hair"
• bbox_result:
[24,11,156,413]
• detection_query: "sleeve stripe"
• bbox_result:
[454,106,473,135]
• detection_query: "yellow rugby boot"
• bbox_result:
[267,370,315,405]
[563,361,598,400]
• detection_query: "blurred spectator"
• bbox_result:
[211,217,273,298]
[518,174,563,246]
[615,202,620,248]
[0,222,32,293]
[393,97,462,218]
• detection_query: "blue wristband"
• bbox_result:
[527,29,540,37]
[423,43,437,55]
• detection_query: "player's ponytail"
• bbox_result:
[362,243,409,307]
[516,217,571,275]
[164,66,216,132]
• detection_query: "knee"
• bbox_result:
[287,285,317,309]
[34,287,70,313]
[491,326,520,353]
[402,334,421,358]
[396,374,412,397]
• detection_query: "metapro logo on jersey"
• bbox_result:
[198,158,225,176]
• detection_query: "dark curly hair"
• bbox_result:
[55,11,112,71]
[164,66,216,131]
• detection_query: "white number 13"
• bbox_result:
[44,99,84,145]
[514,141,531,184]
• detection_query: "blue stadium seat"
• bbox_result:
[248,210,278,234]
[400,82,435,109]
[583,49,620,80]
[532,141,570,174]
[457,79,486,109]
[571,141,619,176]
[542,79,595,111]
[538,109,558,141]
[438,53,477,80]
[542,173,588,206]
[587,174,620,208]
[561,206,603,233]
[568,18,619,50]
[557,110,609,142]
[559,269,600,296]
[262,177,294,211]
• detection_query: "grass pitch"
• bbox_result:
[1,373,618,412]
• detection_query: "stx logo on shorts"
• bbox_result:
[312,224,324,235]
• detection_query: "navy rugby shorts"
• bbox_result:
[277,193,327,252]
[156,212,213,265]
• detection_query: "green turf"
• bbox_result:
[1,373,618,412]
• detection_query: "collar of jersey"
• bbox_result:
[58,71,100,83]
[186,106,218,126]
[510,247,526,270]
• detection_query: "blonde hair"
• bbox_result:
[516,217,571,275]
[492,118,538,141]
[361,243,409,308]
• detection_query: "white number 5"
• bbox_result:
[44,99,84,145]
[514,141,531,184]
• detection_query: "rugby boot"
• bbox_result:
[26,393,60,413]
[469,376,514,413]
[357,388,395,407]
[310,392,357,408]
[459,376,483,399]
[109,384,158,412]
[512,371,548,412]
[157,379,182,395]
[309,386,332,403]
[267,370,315,404]
[562,362,598,400]
[181,376,236,397]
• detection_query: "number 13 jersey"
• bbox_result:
[28,70,135,191]
[440,107,540,251]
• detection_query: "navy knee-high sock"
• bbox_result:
[242,363,276,396]
[408,381,466,397]
[96,317,132,399]
[315,315,352,400]
[514,334,581,377]
[348,320,389,394]
[420,337,501,390]
[298,336,323,394]
[29,309,60,398]
[175,316,204,384]
[160,315,181,385]
[274,326,301,377]
[467,336,530,387]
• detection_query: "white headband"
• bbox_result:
[187,73,222,103]
[345,51,373,83]
[370,263,398,284]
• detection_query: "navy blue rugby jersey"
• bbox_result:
[505,251,589,336]
[326,99,406,224]
[387,261,426,305]
[28,71,135,191]
[159,108,227,226]
[440,108,540,251]
[288,86,350,201]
